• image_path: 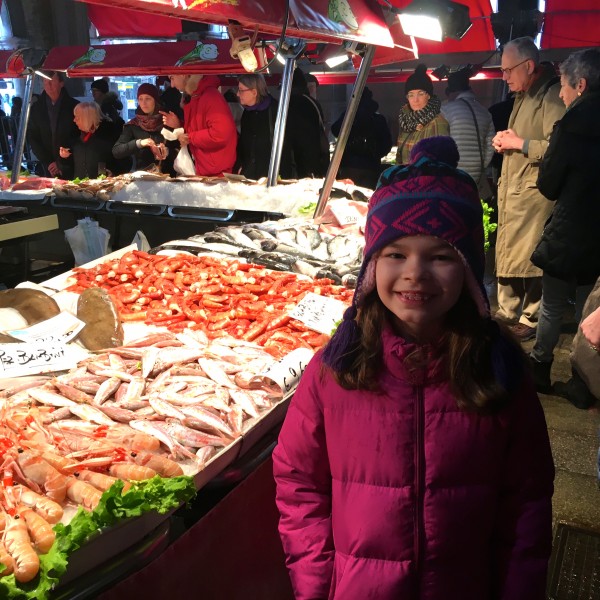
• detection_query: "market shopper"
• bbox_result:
[26,70,79,178]
[492,37,565,341]
[331,86,392,189]
[58,102,125,179]
[234,73,291,180]
[396,64,449,165]
[162,74,237,177]
[112,83,176,175]
[273,136,554,600]
[528,48,600,393]
[90,78,124,128]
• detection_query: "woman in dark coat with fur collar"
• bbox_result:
[529,48,600,394]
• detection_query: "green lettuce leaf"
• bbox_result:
[0,475,196,600]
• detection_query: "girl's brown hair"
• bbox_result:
[329,287,526,414]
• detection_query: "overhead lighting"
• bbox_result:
[228,20,258,72]
[34,70,53,80]
[325,54,349,68]
[395,0,472,42]
[276,52,286,65]
[318,41,362,69]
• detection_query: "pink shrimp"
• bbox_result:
[16,450,68,503]
[19,508,55,554]
[3,514,39,583]
[66,477,102,511]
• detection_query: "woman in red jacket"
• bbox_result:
[162,74,237,176]
[273,136,554,600]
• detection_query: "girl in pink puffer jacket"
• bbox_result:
[273,136,554,600]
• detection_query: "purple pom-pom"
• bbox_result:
[322,307,360,372]
[410,136,460,168]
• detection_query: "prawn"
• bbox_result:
[129,451,183,478]
[20,508,55,554]
[109,462,157,481]
[3,514,39,583]
[66,477,102,511]
[75,469,130,493]
[16,450,68,503]
[0,540,14,577]
[13,485,63,524]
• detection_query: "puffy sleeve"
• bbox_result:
[187,89,237,151]
[272,355,334,600]
[537,119,569,201]
[492,375,555,600]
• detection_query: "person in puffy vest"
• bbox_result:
[274,136,554,600]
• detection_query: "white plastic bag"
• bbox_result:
[132,230,151,252]
[64,217,110,266]
[163,127,196,176]
[173,145,196,176]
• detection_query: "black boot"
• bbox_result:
[554,371,598,410]
[529,357,553,394]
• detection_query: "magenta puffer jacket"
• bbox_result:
[273,328,554,600]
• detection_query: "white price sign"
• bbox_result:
[329,200,366,228]
[0,342,77,378]
[289,292,348,335]
[262,347,314,395]
[7,311,85,345]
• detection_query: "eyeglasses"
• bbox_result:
[500,58,530,76]
[236,86,253,94]
[406,91,428,100]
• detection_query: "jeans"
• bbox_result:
[531,273,594,363]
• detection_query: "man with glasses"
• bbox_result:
[491,37,564,341]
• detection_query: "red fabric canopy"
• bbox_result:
[78,0,394,47]
[0,50,26,78]
[87,4,182,38]
[541,0,600,48]
[42,41,264,77]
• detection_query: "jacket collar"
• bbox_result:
[191,75,222,98]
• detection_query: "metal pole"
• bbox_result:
[267,54,296,187]
[10,71,35,186]
[313,44,376,219]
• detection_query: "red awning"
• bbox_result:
[78,0,394,47]
[0,50,27,78]
[87,4,182,38]
[42,41,266,77]
[541,0,600,48]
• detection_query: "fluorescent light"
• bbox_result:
[398,14,443,42]
[34,70,53,80]
[276,53,286,65]
[325,54,349,68]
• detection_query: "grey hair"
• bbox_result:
[503,37,539,65]
[560,48,600,92]
[238,74,268,103]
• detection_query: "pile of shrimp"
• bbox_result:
[0,329,289,582]
[64,250,353,357]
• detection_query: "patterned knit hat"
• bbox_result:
[323,136,489,371]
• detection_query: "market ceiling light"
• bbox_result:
[395,0,472,42]
[325,53,349,68]
[228,20,258,72]
[34,70,53,80]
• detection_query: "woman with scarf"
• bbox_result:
[234,73,291,180]
[112,83,176,175]
[58,102,124,179]
[396,64,449,165]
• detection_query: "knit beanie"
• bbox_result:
[323,136,489,371]
[405,64,434,96]
[91,78,109,94]
[137,83,161,103]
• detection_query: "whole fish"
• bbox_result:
[27,387,77,409]
[148,396,187,421]
[129,419,197,459]
[198,358,236,389]
[69,403,116,426]
[93,376,122,405]
[228,389,260,419]
[163,418,227,448]
[180,405,236,438]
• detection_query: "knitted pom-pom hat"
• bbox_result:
[323,136,489,372]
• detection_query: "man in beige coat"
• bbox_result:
[492,37,565,340]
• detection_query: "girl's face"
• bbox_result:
[138,94,156,115]
[375,235,465,343]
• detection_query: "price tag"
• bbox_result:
[0,342,79,378]
[7,311,85,345]
[261,347,314,395]
[289,292,348,335]
[328,200,365,228]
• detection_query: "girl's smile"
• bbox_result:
[375,235,465,342]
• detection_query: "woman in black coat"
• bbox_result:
[235,73,289,180]
[112,83,176,175]
[331,87,392,189]
[529,48,600,393]
[58,102,124,179]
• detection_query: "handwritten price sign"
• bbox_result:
[0,343,76,378]
[262,348,314,395]
[289,292,348,335]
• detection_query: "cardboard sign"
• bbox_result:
[262,347,314,395]
[289,292,348,335]
[7,311,85,345]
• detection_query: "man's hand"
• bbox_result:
[492,129,525,153]
[581,305,600,349]
[177,133,189,147]
[151,143,168,160]
[159,111,181,129]
[48,161,62,177]
[59,147,71,159]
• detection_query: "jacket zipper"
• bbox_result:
[413,384,425,595]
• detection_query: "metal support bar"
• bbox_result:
[11,71,35,185]
[267,55,296,187]
[313,44,376,219]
